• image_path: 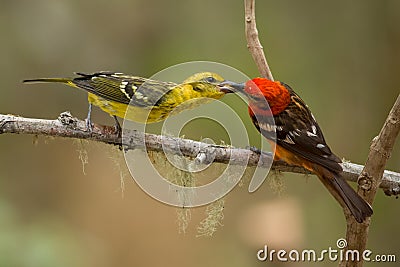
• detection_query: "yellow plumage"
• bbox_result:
[24,71,229,124]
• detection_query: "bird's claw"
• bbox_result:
[246,145,262,154]
[113,116,122,138]
[85,118,93,133]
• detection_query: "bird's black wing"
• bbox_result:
[72,72,178,107]
[251,83,342,173]
[273,87,342,173]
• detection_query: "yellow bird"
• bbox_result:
[24,71,231,132]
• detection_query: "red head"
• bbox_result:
[219,78,291,116]
[248,78,291,116]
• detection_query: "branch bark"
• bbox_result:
[340,95,400,267]
[244,0,274,80]
[1,112,399,196]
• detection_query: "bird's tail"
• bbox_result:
[313,164,373,223]
[23,78,76,88]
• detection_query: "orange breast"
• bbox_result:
[273,143,315,173]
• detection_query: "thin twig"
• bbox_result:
[1,112,399,195]
[244,0,274,80]
[340,95,400,267]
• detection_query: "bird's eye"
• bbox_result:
[205,76,217,83]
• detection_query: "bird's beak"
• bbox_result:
[217,80,245,93]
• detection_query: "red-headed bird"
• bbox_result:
[219,78,373,223]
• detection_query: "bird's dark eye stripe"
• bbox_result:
[205,76,216,83]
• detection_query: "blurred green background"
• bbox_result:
[0,0,399,266]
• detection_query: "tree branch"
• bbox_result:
[1,112,399,196]
[340,95,400,267]
[244,0,274,80]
